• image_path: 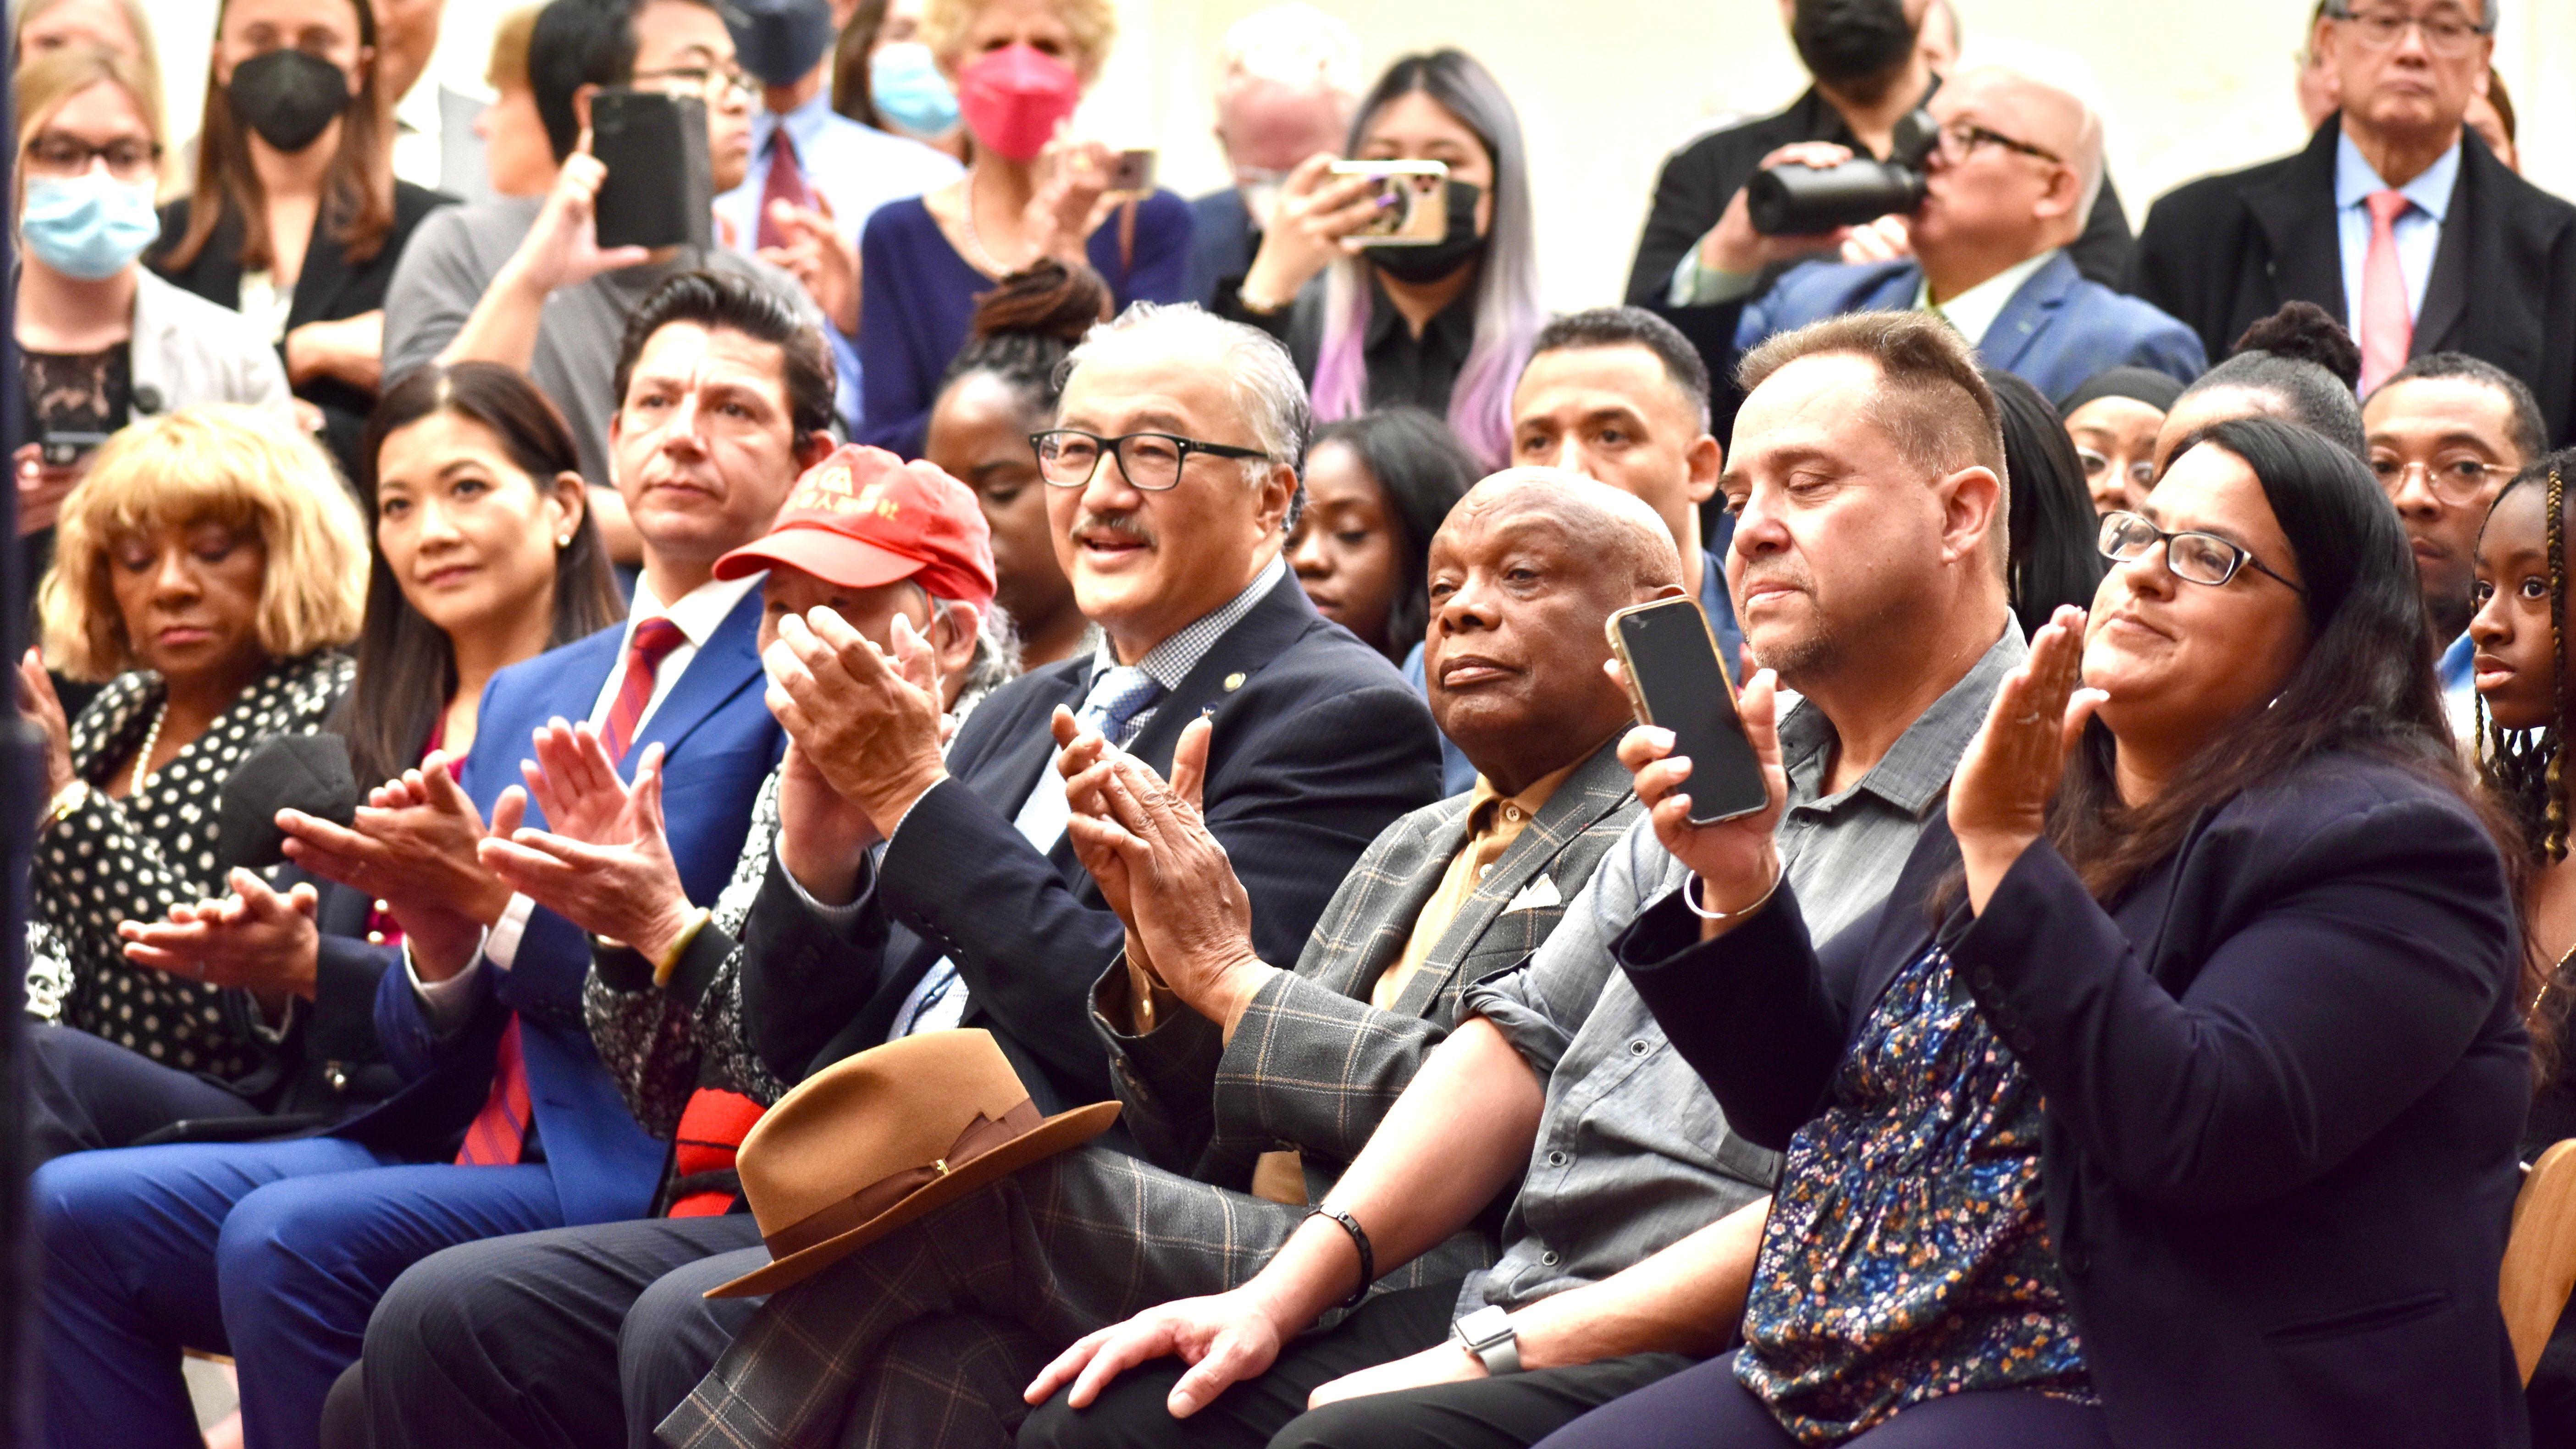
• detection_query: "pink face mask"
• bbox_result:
[955,43,1081,163]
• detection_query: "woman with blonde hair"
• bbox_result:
[12,45,290,550]
[854,0,1193,454]
[16,404,364,1125]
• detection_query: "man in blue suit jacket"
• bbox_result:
[1721,66,2205,405]
[32,271,830,1449]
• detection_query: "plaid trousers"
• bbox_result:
[657,1144,1488,1449]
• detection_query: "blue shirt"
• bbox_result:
[715,93,963,431]
[2334,130,2459,336]
[2440,629,2476,740]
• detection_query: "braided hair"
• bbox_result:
[2479,460,2571,863]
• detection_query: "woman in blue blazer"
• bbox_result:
[1573,417,2528,1449]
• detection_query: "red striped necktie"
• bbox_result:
[753,129,814,253]
[601,617,688,763]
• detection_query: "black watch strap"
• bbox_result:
[1307,1206,1374,1310]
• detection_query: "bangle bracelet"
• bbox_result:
[1307,1205,1375,1310]
[1237,282,1293,316]
[1685,869,1778,923]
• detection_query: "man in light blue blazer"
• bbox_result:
[1730,66,2205,404]
[32,271,829,1449]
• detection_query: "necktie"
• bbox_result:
[2358,189,2415,395]
[455,1016,533,1166]
[602,618,687,763]
[754,128,814,253]
[1078,664,1166,747]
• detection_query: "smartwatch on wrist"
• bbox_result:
[1452,1304,1520,1376]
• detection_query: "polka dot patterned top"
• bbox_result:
[32,651,355,1083]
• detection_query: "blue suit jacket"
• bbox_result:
[344,589,781,1225]
[1737,251,2206,404]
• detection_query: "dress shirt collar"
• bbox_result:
[757,88,839,158]
[1777,619,2028,819]
[1362,271,1479,355]
[393,78,444,138]
[1913,248,2057,348]
[629,569,765,650]
[2334,128,2460,223]
[1087,553,1287,692]
[1463,753,1586,841]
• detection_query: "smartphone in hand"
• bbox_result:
[590,88,714,251]
[1328,159,1450,247]
[1607,597,1768,825]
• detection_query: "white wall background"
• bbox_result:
[145,0,2576,311]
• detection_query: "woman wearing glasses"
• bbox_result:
[153,0,453,479]
[1576,416,2527,1447]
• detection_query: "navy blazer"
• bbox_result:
[1737,250,2206,404]
[1618,752,2527,1449]
[344,590,781,1226]
[1184,188,1258,309]
[739,571,1444,1117]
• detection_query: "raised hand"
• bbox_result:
[1616,661,1789,937]
[1023,1287,1288,1419]
[1236,152,1388,309]
[117,868,320,1007]
[757,194,858,336]
[1078,719,1271,1029]
[1028,134,1115,266]
[18,649,74,801]
[1950,605,2101,913]
[763,606,948,839]
[479,742,701,957]
[1054,706,1136,927]
[518,719,636,846]
[513,131,652,295]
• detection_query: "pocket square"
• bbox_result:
[1503,875,1563,913]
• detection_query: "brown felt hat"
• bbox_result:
[705,1029,1120,1298]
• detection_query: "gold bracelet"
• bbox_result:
[650,908,714,989]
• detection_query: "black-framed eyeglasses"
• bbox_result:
[23,132,161,182]
[2098,510,2307,595]
[632,63,757,101]
[2323,3,2494,57]
[1030,429,1271,491]
[1936,120,2062,166]
[2369,453,2507,506]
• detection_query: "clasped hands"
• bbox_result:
[1053,709,1275,1036]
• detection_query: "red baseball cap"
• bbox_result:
[715,444,997,611]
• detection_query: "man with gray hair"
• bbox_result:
[1716,65,2205,403]
[1184,2,1362,307]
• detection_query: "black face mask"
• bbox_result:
[1367,180,1487,286]
[227,49,351,153]
[1791,0,1918,101]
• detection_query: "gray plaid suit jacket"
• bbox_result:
[1099,734,1642,1191]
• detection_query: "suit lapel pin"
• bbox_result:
[1223,672,1246,691]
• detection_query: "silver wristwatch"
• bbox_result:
[1452,1304,1521,1375]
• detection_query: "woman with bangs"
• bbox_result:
[15,404,365,1128]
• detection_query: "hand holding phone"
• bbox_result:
[1608,598,1787,920]
[1328,159,1449,247]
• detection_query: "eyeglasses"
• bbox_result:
[1030,430,1271,491]
[2369,454,2507,505]
[23,132,160,183]
[2077,447,2156,495]
[2098,510,2307,594]
[2324,4,2494,57]
[1935,120,2062,166]
[632,64,757,102]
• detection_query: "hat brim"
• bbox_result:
[704,1100,1122,1299]
[712,528,930,592]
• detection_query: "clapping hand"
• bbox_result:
[278,751,509,978]
[117,868,320,1011]
[1949,605,2101,914]
[763,608,948,840]
[17,649,74,801]
[479,732,701,961]
[1616,660,1789,938]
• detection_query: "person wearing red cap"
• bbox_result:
[353,442,1019,1449]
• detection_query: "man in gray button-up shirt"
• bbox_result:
[1022,312,2029,1449]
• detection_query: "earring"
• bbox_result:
[556,535,572,548]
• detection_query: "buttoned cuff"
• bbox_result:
[774,831,879,926]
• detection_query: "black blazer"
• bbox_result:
[2129,119,2576,447]
[153,181,454,474]
[738,572,1445,1116]
[1617,752,2528,1449]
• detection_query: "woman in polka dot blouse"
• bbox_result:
[18,406,365,1091]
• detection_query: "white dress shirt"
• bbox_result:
[410,570,766,1027]
[1911,247,2057,348]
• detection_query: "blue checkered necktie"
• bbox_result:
[1078,663,1166,747]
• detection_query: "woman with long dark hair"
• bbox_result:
[154,0,452,477]
[1222,48,1540,470]
[1289,406,1477,661]
[1985,369,2108,640]
[1573,416,2527,1447]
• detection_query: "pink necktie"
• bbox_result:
[754,129,813,253]
[2358,189,2415,395]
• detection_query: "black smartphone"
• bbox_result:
[1606,597,1768,825]
[38,431,110,467]
[589,88,713,251]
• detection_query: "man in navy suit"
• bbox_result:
[31,270,829,1449]
[1718,66,2205,406]
[1181,4,1356,308]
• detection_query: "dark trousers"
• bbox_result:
[23,1022,258,1165]
[1527,1352,2116,1449]
[361,1213,770,1449]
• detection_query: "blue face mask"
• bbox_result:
[871,42,960,139]
[21,171,160,281]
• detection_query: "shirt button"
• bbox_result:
[1539,1250,1560,1266]
[1629,1039,1652,1056]
[1503,805,1522,822]
[1546,1150,1568,1167]
[373,899,390,912]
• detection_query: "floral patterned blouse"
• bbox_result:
[28,651,354,1082]
[1737,941,2094,1444]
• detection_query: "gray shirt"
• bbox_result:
[381,196,821,486]
[1454,621,2025,1316]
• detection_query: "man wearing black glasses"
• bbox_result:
[2132,0,2576,449]
[1720,66,2205,409]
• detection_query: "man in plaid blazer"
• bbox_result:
[650,472,1687,1449]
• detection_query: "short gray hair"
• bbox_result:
[1059,300,1313,484]
[1216,2,1361,98]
